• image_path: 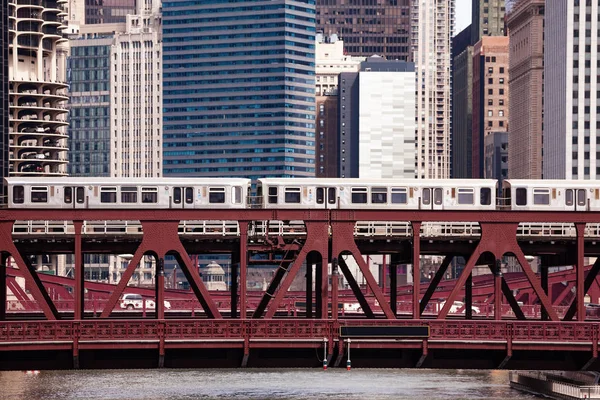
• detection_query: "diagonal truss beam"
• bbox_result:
[100,246,145,318]
[564,257,600,321]
[253,261,292,318]
[420,255,453,315]
[339,256,374,318]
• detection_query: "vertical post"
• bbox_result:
[320,254,329,320]
[306,257,313,318]
[541,264,549,321]
[494,259,502,320]
[74,220,83,320]
[0,252,6,321]
[346,338,351,370]
[381,255,387,292]
[390,253,399,316]
[465,272,473,320]
[331,258,339,320]
[230,251,239,319]
[239,222,248,319]
[576,223,586,321]
[315,257,323,318]
[412,222,422,319]
[156,257,165,320]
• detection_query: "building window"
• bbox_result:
[499,110,504,117]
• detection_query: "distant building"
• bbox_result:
[412,0,453,178]
[544,0,598,179]
[162,0,316,179]
[9,0,69,177]
[316,0,411,61]
[484,131,508,185]
[339,58,416,179]
[315,34,363,177]
[471,0,506,41]
[84,0,136,25]
[451,26,474,178]
[472,37,509,178]
[0,1,9,196]
[507,0,545,179]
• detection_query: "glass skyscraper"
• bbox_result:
[67,37,112,176]
[162,0,317,179]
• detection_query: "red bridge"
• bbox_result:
[1,208,600,370]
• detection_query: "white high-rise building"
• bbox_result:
[544,0,599,179]
[412,0,454,179]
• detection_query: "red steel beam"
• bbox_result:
[338,256,374,318]
[73,221,83,320]
[412,221,421,319]
[576,223,585,321]
[0,253,5,321]
[564,257,600,321]
[100,245,145,318]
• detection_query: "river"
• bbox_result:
[0,369,537,400]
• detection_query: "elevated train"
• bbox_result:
[5,177,600,212]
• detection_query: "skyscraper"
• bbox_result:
[84,0,136,25]
[162,0,316,179]
[1,0,9,193]
[544,0,598,179]
[471,0,506,41]
[9,0,69,176]
[316,0,412,61]
[507,0,544,179]
[413,0,454,178]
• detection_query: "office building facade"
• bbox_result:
[544,0,599,179]
[84,0,136,24]
[1,1,9,194]
[162,0,316,179]
[472,0,506,41]
[507,0,544,179]
[316,0,411,61]
[472,36,509,178]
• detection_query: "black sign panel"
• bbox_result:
[340,325,430,338]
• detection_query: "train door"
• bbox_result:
[421,187,444,210]
[316,186,338,208]
[64,186,88,208]
[172,187,195,208]
[565,188,588,211]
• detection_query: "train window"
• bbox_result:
[328,188,336,204]
[566,189,574,206]
[434,188,443,205]
[100,187,117,203]
[141,187,158,203]
[391,188,408,204]
[578,189,587,206]
[76,187,85,204]
[457,188,474,205]
[351,187,368,204]
[13,186,24,204]
[515,188,527,206]
[268,187,278,204]
[422,188,431,205]
[121,186,138,203]
[173,188,182,204]
[316,188,324,204]
[480,188,492,205]
[533,189,550,205]
[233,186,243,204]
[371,187,387,204]
[209,187,225,204]
[284,187,301,203]
[31,187,48,203]
[64,187,72,204]
[185,187,194,204]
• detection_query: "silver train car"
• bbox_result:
[256,178,498,210]
[5,177,251,209]
[502,179,600,211]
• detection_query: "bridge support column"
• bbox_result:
[465,273,473,320]
[74,221,83,320]
[0,253,6,321]
[541,265,549,321]
[390,254,400,316]
[72,322,80,369]
[156,258,165,320]
[314,254,323,318]
[239,222,248,319]
[331,258,339,320]
[231,251,239,319]
[494,260,502,320]
[412,222,421,319]
[306,256,313,318]
[576,223,586,321]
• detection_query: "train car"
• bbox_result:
[502,179,600,211]
[257,178,498,210]
[5,177,251,209]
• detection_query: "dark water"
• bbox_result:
[0,369,536,400]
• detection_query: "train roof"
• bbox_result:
[502,179,600,188]
[4,177,251,186]
[257,178,497,187]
